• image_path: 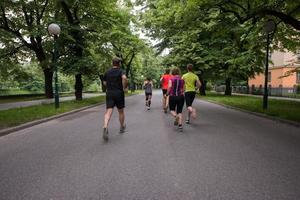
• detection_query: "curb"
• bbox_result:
[200,99,300,128]
[0,103,103,137]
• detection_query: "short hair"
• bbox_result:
[187,64,193,71]
[146,77,151,81]
[165,68,170,74]
[112,57,122,66]
[171,67,180,75]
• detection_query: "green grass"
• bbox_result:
[0,96,105,130]
[0,95,47,104]
[0,91,140,130]
[0,89,43,96]
[0,92,96,104]
[200,92,300,123]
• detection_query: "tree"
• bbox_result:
[58,0,128,100]
[0,0,55,98]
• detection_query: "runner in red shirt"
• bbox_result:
[160,68,172,113]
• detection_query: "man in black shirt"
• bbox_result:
[102,57,128,141]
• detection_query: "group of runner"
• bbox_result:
[101,57,200,141]
[160,64,201,131]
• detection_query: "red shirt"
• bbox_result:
[161,74,172,89]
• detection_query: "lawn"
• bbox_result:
[0,91,140,130]
[199,93,300,123]
[0,92,78,104]
[0,96,106,130]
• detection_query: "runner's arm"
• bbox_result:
[160,76,164,86]
[166,80,172,95]
[122,74,128,90]
[103,73,107,86]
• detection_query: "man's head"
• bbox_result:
[187,64,193,72]
[112,57,122,67]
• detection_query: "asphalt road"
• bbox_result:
[0,93,104,111]
[0,91,299,200]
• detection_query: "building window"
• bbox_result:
[268,72,271,82]
[297,72,300,83]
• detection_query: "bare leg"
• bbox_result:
[162,95,166,109]
[103,108,113,128]
[148,95,152,107]
[187,106,192,120]
[187,106,196,119]
[177,113,183,125]
[170,110,177,118]
[118,108,125,127]
[165,95,169,108]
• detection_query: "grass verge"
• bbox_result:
[0,91,140,130]
[199,92,300,123]
[0,96,105,130]
[0,92,80,104]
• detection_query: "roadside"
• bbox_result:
[0,93,104,111]
[231,92,300,102]
[198,92,300,124]
[0,91,139,132]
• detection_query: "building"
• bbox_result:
[248,50,300,96]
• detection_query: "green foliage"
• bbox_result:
[138,0,299,89]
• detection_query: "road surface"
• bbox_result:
[0,91,299,200]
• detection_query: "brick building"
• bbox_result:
[248,50,300,96]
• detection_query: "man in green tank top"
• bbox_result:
[182,64,201,124]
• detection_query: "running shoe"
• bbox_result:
[147,106,150,110]
[103,128,108,141]
[120,124,126,134]
[185,119,190,124]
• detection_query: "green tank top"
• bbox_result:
[182,72,199,92]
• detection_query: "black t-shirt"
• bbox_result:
[103,67,125,92]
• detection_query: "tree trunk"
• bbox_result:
[75,74,83,100]
[43,68,54,98]
[198,74,206,96]
[225,77,232,96]
[99,74,106,93]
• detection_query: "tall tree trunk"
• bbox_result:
[198,73,206,96]
[225,77,232,96]
[199,79,207,96]
[99,74,106,93]
[43,68,54,98]
[75,74,83,100]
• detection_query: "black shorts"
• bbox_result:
[185,91,196,107]
[106,91,125,109]
[145,93,152,100]
[169,95,185,114]
[162,89,168,95]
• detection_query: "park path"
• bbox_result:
[0,93,104,111]
[0,91,299,200]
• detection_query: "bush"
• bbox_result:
[85,82,100,92]
[206,82,213,91]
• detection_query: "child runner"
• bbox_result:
[143,77,153,110]
[167,67,185,132]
